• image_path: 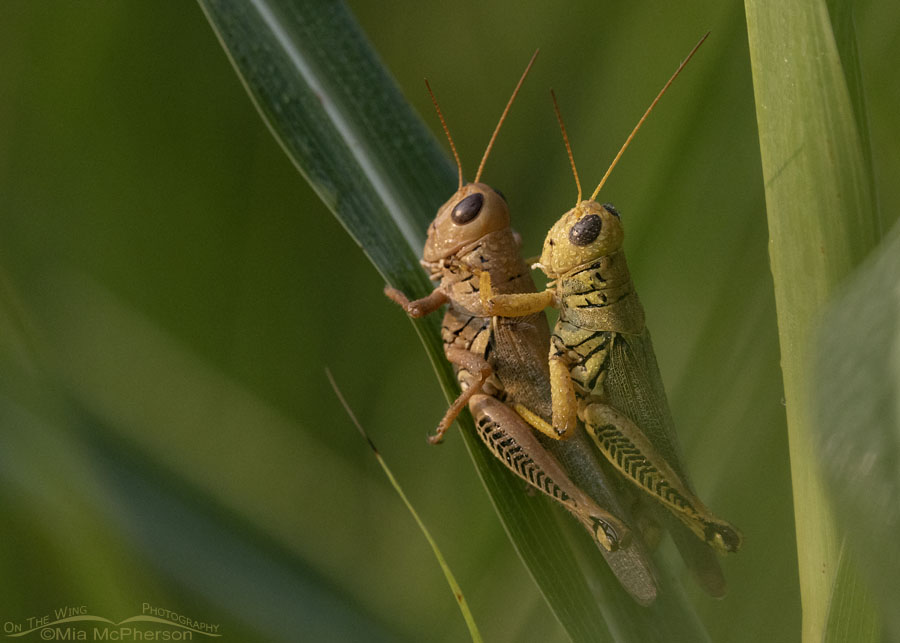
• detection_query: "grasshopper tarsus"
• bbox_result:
[384,285,448,318]
[706,522,743,554]
[383,285,414,312]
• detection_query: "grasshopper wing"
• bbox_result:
[605,329,728,597]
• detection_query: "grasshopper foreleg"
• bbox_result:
[430,347,493,445]
[581,401,743,554]
[479,272,555,316]
[384,285,449,318]
[384,285,486,444]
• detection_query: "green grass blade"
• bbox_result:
[814,222,900,641]
[824,0,878,205]
[822,544,881,643]
[743,1,881,640]
[197,0,453,406]
[327,368,483,643]
[198,1,711,639]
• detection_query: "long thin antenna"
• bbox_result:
[474,49,539,183]
[550,90,582,205]
[425,79,464,190]
[590,32,709,202]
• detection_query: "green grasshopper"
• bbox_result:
[480,34,743,561]
[384,53,637,558]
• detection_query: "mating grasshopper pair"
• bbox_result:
[385,53,629,555]
[386,36,740,602]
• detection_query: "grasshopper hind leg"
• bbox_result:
[469,394,630,552]
[581,401,743,554]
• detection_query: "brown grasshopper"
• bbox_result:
[480,35,742,574]
[384,52,638,559]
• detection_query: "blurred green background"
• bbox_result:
[1,1,897,641]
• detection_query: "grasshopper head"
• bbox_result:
[423,182,510,263]
[536,200,624,278]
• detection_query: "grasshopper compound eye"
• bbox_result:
[602,203,621,218]
[451,193,484,224]
[569,214,603,246]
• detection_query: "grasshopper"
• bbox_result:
[480,35,742,562]
[384,52,638,558]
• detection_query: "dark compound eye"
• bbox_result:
[569,214,603,246]
[451,193,484,224]
[602,203,620,218]
[492,187,507,203]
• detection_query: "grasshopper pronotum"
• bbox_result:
[384,52,638,557]
[480,35,742,569]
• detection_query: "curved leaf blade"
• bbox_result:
[814,222,900,641]
[744,0,881,640]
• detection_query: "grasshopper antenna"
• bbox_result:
[425,79,464,190]
[474,49,539,183]
[550,89,582,206]
[590,32,709,202]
